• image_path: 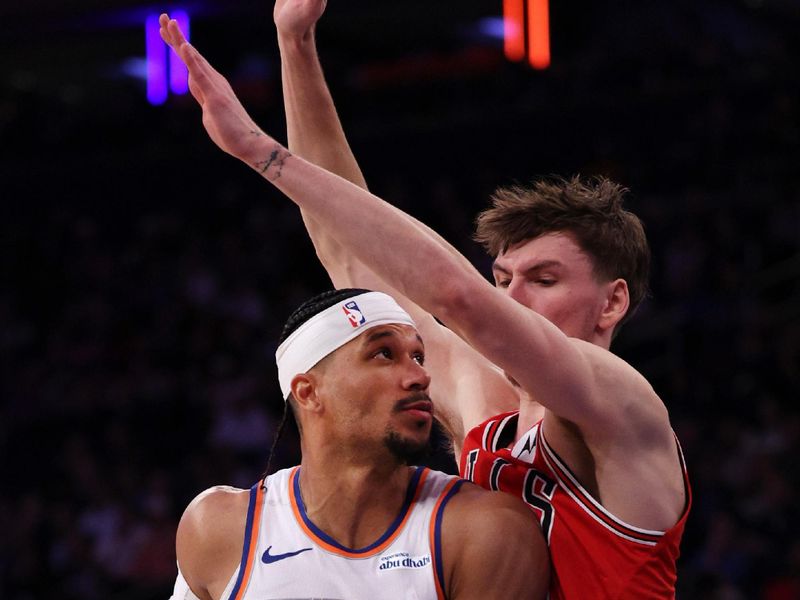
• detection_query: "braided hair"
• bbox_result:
[278,288,372,345]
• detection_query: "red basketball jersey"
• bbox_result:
[460,412,691,599]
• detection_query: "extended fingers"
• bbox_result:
[158,14,188,58]
[166,16,189,48]
[159,14,199,65]
[158,16,216,85]
[157,13,238,111]
[158,14,181,49]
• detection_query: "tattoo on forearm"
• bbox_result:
[254,145,291,180]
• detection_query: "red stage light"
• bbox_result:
[527,0,550,69]
[503,0,526,62]
[503,0,550,70]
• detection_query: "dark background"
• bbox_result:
[2,1,799,598]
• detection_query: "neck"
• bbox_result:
[515,390,546,444]
[297,444,415,549]
[591,327,613,351]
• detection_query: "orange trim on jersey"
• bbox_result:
[231,482,266,600]
[428,478,462,600]
[289,466,430,558]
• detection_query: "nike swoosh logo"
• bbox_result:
[261,545,313,564]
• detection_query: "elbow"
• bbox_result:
[429,275,481,330]
[312,240,358,288]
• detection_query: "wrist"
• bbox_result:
[277,31,316,56]
[236,130,274,167]
[244,135,292,181]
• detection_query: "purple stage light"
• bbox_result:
[169,10,190,95]
[145,14,167,105]
[145,11,190,104]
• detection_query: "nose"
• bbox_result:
[505,277,528,306]
[403,357,431,391]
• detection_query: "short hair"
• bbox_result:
[474,175,650,328]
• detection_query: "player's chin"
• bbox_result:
[384,426,432,465]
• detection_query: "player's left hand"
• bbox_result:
[159,14,267,162]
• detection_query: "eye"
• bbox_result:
[536,278,556,286]
[412,352,425,366]
[373,347,392,360]
[495,278,511,289]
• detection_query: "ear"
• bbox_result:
[598,278,630,333]
[290,373,323,414]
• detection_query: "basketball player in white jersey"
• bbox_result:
[169,289,548,599]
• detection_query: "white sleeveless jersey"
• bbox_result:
[219,466,465,600]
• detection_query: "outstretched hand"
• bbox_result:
[158,14,267,163]
[274,0,327,41]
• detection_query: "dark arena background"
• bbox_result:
[2,1,799,598]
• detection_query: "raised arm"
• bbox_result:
[273,1,478,317]
[158,16,668,445]
[276,7,522,444]
[162,17,688,464]
[273,0,384,291]
[274,0,367,186]
[274,0,470,270]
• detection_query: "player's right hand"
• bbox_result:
[274,0,327,41]
[159,14,269,164]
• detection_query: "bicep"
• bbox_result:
[441,282,630,428]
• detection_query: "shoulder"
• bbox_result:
[440,482,549,599]
[179,485,251,545]
[443,481,540,537]
[177,485,252,599]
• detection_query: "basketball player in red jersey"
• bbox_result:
[161,4,691,597]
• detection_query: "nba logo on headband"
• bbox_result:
[342,300,366,328]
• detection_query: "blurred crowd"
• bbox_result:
[2,1,799,598]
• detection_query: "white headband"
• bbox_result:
[275,292,416,399]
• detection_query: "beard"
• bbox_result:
[383,427,432,466]
[381,391,434,465]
